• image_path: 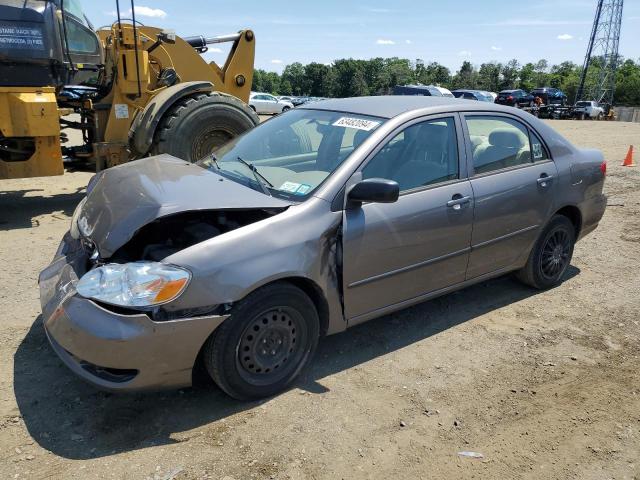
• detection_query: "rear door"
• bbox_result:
[342,115,474,322]
[462,113,557,279]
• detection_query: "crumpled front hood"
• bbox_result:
[79,154,292,258]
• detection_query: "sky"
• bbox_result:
[83,0,640,73]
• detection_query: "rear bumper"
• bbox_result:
[38,233,228,392]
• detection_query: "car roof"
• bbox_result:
[452,89,487,94]
[299,95,516,119]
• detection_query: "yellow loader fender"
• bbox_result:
[128,81,214,157]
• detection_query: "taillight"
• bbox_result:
[507,95,514,101]
[600,161,607,175]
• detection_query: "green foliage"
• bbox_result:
[253,57,640,105]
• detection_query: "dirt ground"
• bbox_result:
[1,120,639,480]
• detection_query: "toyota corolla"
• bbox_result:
[39,96,607,400]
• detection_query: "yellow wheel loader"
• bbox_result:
[0,0,259,180]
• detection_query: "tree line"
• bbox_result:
[252,57,640,106]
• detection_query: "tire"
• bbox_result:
[281,106,290,113]
[516,215,575,290]
[597,112,603,121]
[152,92,259,162]
[203,282,320,400]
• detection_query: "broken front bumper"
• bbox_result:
[38,232,228,392]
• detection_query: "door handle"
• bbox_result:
[537,174,554,187]
[447,195,471,210]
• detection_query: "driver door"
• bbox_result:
[341,115,474,323]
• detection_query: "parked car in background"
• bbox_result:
[452,89,494,102]
[487,92,498,101]
[40,96,607,399]
[431,86,455,97]
[292,96,310,106]
[574,100,605,119]
[495,89,535,108]
[393,84,454,97]
[277,96,295,103]
[531,87,568,106]
[249,92,294,114]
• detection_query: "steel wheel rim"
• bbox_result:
[191,128,234,161]
[236,306,308,386]
[540,228,571,280]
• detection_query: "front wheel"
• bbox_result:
[203,283,320,400]
[516,215,575,290]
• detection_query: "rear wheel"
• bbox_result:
[516,215,575,289]
[282,106,290,113]
[203,283,320,400]
[152,92,259,162]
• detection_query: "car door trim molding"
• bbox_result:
[347,246,471,289]
[471,224,540,250]
[348,264,515,325]
[468,159,554,180]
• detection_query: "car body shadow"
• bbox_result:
[13,267,579,459]
[0,188,85,230]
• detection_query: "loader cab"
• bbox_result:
[0,0,101,88]
[56,0,102,84]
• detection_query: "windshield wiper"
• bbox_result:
[235,156,273,196]
[208,153,221,170]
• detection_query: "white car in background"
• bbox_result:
[574,100,605,119]
[431,86,455,97]
[249,92,294,114]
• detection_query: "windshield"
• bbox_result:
[199,109,384,199]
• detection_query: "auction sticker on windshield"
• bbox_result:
[332,117,381,131]
[280,181,302,193]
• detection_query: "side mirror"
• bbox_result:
[347,178,399,206]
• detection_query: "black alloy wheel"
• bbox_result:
[539,229,572,281]
[516,215,576,290]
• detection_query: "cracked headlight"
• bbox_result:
[76,262,191,307]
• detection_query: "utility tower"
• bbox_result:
[575,0,624,105]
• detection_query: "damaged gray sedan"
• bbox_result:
[39,96,607,399]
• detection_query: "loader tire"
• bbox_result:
[152,92,259,162]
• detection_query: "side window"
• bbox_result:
[466,116,532,174]
[64,20,100,54]
[529,130,549,162]
[362,117,459,192]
